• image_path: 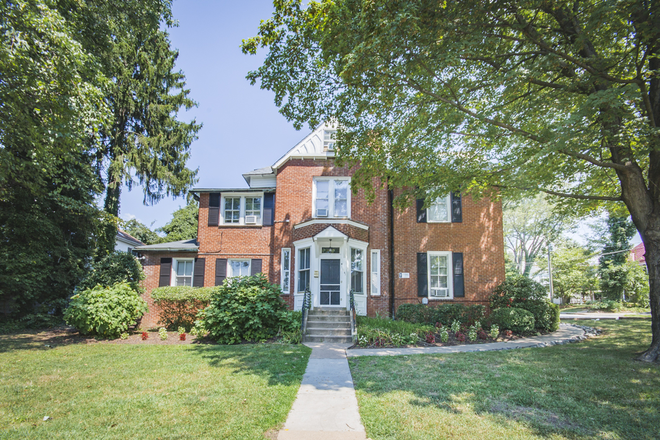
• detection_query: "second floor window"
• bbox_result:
[221,194,263,225]
[313,178,350,218]
[428,195,451,222]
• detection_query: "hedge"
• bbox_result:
[490,307,535,334]
[150,286,216,331]
[490,276,559,332]
[396,303,485,326]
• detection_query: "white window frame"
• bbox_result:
[427,195,451,223]
[370,249,381,296]
[171,258,194,287]
[220,193,264,226]
[227,259,251,278]
[312,177,351,219]
[350,247,366,295]
[281,248,291,294]
[428,251,453,300]
[297,247,311,293]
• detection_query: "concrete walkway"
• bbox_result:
[278,343,367,440]
[346,323,588,357]
[560,312,649,320]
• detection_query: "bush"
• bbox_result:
[150,286,215,331]
[489,307,535,334]
[64,282,148,338]
[396,303,485,326]
[280,311,302,344]
[490,276,558,332]
[196,274,290,344]
[79,251,145,292]
[585,300,623,312]
[356,316,433,347]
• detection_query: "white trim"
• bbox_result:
[295,245,312,294]
[370,249,381,296]
[312,177,351,219]
[271,122,338,170]
[427,251,453,300]
[220,192,264,226]
[293,218,369,231]
[281,248,291,294]
[171,258,194,287]
[350,247,366,296]
[427,195,452,223]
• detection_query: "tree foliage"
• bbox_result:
[156,201,199,243]
[542,241,598,304]
[123,218,160,245]
[244,0,660,361]
[504,195,573,277]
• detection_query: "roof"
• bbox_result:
[134,239,199,252]
[190,187,275,193]
[631,242,645,262]
[116,230,144,247]
[242,166,273,176]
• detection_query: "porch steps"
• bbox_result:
[303,308,353,343]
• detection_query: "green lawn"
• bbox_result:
[349,319,660,440]
[0,334,310,439]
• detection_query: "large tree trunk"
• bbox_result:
[638,230,660,362]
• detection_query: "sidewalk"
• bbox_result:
[277,343,367,440]
[560,311,649,320]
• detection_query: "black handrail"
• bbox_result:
[300,288,311,336]
[349,289,357,343]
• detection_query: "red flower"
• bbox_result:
[141,332,148,340]
[179,333,186,341]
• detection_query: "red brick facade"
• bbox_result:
[138,130,505,327]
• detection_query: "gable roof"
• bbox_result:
[116,230,144,247]
[271,122,337,170]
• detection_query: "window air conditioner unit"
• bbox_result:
[316,208,328,217]
[245,215,258,224]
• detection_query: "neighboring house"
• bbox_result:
[631,242,646,266]
[115,230,144,255]
[135,124,505,328]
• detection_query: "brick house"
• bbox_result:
[135,124,505,328]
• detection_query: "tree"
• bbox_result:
[539,241,598,305]
[123,219,160,245]
[243,0,660,361]
[156,201,198,243]
[0,0,105,316]
[597,214,638,300]
[504,195,572,277]
[57,0,202,256]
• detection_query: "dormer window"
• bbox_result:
[313,177,350,218]
[323,130,336,151]
[221,193,263,225]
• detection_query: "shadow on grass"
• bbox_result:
[189,342,311,387]
[0,327,98,352]
[349,319,660,440]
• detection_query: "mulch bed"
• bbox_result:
[350,331,529,350]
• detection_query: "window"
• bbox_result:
[228,259,251,277]
[313,178,351,218]
[428,252,453,298]
[427,195,451,222]
[221,194,263,225]
[173,259,194,286]
[297,248,311,292]
[351,248,364,294]
[281,248,291,293]
[371,250,380,296]
[323,129,336,151]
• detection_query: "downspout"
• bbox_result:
[388,185,396,318]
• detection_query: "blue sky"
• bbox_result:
[119,0,304,229]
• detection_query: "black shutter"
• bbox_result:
[417,253,428,297]
[453,252,464,297]
[251,259,262,275]
[451,192,462,223]
[215,258,227,286]
[416,199,427,223]
[208,193,220,226]
[263,193,275,226]
[159,258,172,287]
[193,258,205,287]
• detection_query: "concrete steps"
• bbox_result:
[303,308,353,344]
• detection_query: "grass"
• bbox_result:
[349,318,660,440]
[0,334,310,439]
[356,316,435,335]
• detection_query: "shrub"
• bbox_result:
[490,276,558,332]
[489,324,499,339]
[197,274,290,344]
[356,316,432,347]
[141,331,148,340]
[159,327,168,340]
[64,282,148,338]
[586,300,623,312]
[179,333,186,341]
[280,311,302,344]
[78,252,145,292]
[490,307,535,334]
[396,303,485,326]
[439,329,449,343]
[150,286,215,331]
